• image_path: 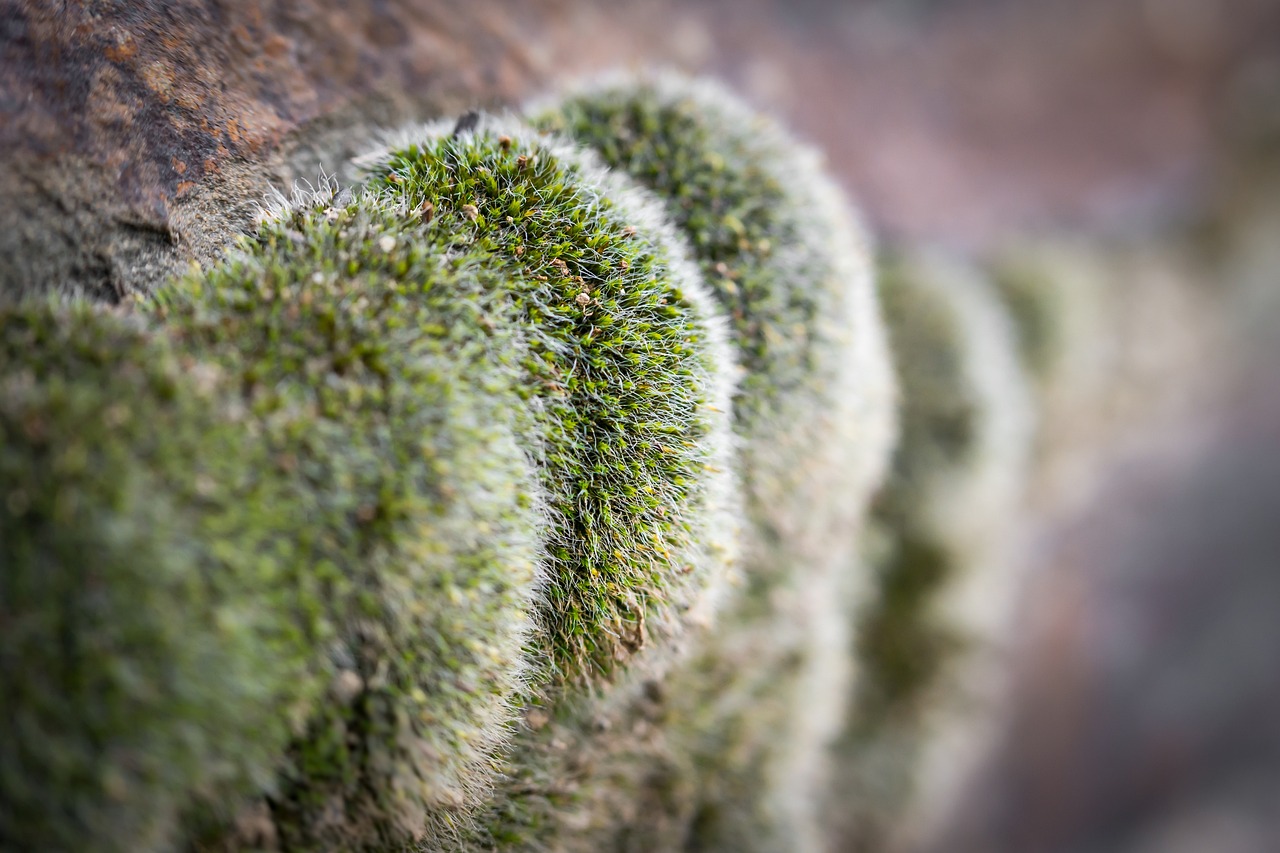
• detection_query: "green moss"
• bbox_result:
[5,83,901,853]
[854,531,961,730]
[526,75,895,853]
[878,258,981,500]
[359,119,736,683]
[852,254,983,729]
[2,110,739,852]
[532,74,893,538]
[535,79,829,421]
[988,256,1064,383]
[148,192,544,850]
[0,301,302,852]
[829,250,1032,851]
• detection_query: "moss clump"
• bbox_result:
[830,250,1033,852]
[987,247,1086,385]
[0,301,302,853]
[534,72,894,542]
[2,111,739,852]
[359,118,737,684]
[149,189,546,850]
[859,256,983,726]
[529,74,896,853]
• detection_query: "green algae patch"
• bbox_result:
[0,301,302,853]
[359,119,738,685]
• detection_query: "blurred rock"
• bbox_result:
[0,0,558,300]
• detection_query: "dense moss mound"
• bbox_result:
[0,112,740,853]
[830,251,1032,852]
[988,258,1062,383]
[534,73,893,539]
[528,75,895,853]
[2,80,911,853]
[0,302,301,853]
[150,191,546,850]
[358,119,738,684]
[856,257,982,727]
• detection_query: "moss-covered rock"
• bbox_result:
[2,107,741,852]
[356,118,739,685]
[526,73,895,853]
[4,81,892,853]
[0,301,303,852]
[149,188,546,850]
[831,250,1033,852]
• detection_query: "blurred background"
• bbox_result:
[535,0,1275,245]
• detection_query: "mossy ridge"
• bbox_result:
[830,250,1033,851]
[981,241,1144,516]
[440,669,706,853]
[149,189,545,851]
[0,301,302,853]
[987,256,1062,383]
[531,74,895,853]
[358,118,738,685]
[532,71,895,550]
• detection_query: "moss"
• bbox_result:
[533,72,894,541]
[851,252,988,731]
[2,108,740,852]
[854,531,961,730]
[829,250,1033,851]
[148,191,544,850]
[987,255,1068,383]
[526,74,895,853]
[358,118,737,684]
[0,301,302,853]
[5,80,903,853]
[536,78,829,423]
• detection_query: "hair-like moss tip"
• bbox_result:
[356,116,739,685]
